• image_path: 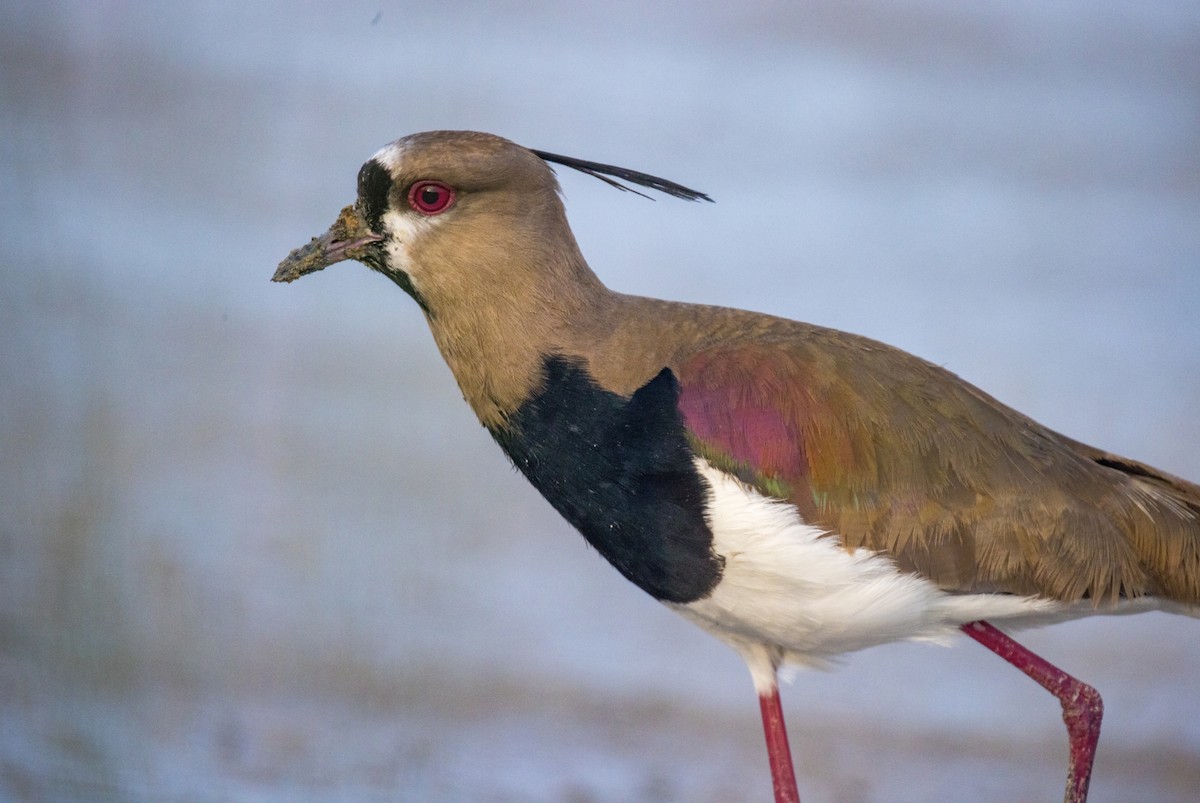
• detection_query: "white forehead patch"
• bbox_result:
[370,140,407,172]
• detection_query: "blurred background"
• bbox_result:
[2,2,1198,800]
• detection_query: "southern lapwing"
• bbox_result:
[274,130,1199,803]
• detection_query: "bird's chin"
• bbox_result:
[272,204,383,283]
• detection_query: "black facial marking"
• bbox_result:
[354,158,432,314]
[490,356,722,603]
[380,270,430,315]
[357,159,392,232]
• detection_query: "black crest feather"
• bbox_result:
[531,149,713,203]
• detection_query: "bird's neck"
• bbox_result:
[420,248,616,429]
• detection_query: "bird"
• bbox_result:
[274,130,1199,803]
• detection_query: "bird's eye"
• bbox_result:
[408,181,456,215]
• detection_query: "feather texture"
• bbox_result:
[669,333,1200,605]
[531,149,713,202]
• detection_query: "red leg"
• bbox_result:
[962,620,1103,803]
[758,686,801,803]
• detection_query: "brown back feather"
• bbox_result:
[582,297,1200,606]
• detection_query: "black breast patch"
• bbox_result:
[489,356,723,604]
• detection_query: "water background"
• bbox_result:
[2,2,1199,800]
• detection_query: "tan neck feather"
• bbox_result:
[413,212,614,428]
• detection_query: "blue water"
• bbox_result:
[2,2,1198,800]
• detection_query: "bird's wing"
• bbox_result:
[671,335,1200,604]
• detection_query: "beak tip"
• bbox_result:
[272,239,329,283]
[272,205,378,285]
[271,261,296,283]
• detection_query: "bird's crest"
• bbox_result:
[531,149,713,203]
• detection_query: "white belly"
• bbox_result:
[668,460,1060,692]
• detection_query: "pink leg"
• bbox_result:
[962,620,1103,803]
[758,686,801,803]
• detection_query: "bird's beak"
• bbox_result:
[272,204,383,283]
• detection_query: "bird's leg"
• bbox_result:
[962,620,1103,803]
[758,684,801,803]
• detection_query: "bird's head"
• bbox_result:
[273,131,581,313]
[273,130,710,423]
[273,131,710,314]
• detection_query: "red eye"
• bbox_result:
[408,181,456,215]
